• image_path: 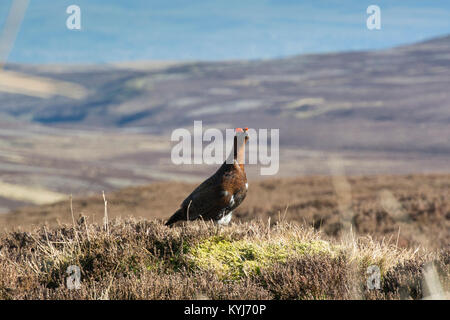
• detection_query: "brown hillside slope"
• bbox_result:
[1,174,448,250]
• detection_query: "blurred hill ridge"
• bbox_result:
[1,34,449,154]
[0,35,449,212]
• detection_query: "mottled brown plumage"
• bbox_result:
[165,128,249,226]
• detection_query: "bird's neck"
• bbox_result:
[224,139,246,170]
[224,136,247,171]
[234,138,246,171]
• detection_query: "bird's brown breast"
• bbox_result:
[220,162,247,209]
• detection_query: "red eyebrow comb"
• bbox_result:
[235,128,244,132]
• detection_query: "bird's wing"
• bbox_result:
[181,179,232,220]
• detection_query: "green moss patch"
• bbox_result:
[187,236,333,279]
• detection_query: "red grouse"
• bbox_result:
[165,127,249,226]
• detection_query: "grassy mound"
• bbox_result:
[0,218,448,300]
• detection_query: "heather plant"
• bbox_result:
[0,218,447,300]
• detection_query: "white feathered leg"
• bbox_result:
[217,211,232,226]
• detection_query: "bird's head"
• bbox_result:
[235,127,249,143]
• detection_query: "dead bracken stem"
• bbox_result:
[187,200,192,221]
[396,226,401,249]
[102,191,109,236]
[84,216,91,242]
[69,194,80,248]
[43,225,55,257]
[282,204,289,222]
[70,194,75,227]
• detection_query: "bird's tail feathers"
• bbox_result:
[165,208,184,226]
